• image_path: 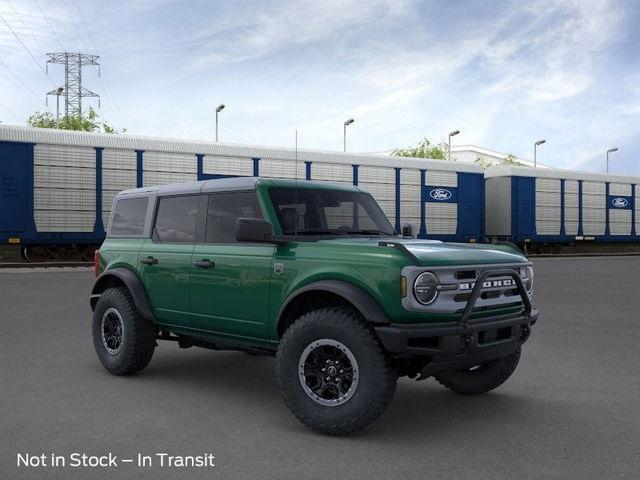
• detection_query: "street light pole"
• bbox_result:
[534,139,546,167]
[606,147,618,173]
[215,104,225,142]
[55,87,64,128]
[343,118,354,152]
[448,130,460,161]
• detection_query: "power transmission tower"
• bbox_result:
[45,53,100,117]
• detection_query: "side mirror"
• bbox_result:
[235,218,274,243]
[401,223,413,238]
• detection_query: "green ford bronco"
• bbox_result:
[90,177,537,435]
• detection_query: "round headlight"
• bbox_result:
[414,272,440,305]
[524,266,534,294]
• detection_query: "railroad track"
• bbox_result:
[0,262,92,269]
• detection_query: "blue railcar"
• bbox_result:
[485,165,639,253]
[0,125,485,260]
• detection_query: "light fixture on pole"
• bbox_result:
[215,104,225,142]
[534,139,546,167]
[606,147,618,173]
[448,130,460,161]
[343,118,355,152]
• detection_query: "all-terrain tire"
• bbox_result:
[434,347,521,395]
[92,287,157,375]
[276,307,397,435]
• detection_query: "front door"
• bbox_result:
[139,194,203,327]
[190,191,274,341]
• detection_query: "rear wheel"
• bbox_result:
[434,347,521,395]
[276,307,397,435]
[92,287,157,375]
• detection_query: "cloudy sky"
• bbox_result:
[0,0,638,173]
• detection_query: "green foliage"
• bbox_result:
[27,107,125,134]
[392,138,450,160]
[475,153,522,169]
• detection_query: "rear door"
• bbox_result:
[0,142,28,233]
[139,194,204,327]
[190,191,274,340]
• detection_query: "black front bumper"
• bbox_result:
[375,268,539,378]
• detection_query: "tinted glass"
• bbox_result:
[268,187,394,236]
[206,191,263,243]
[154,195,200,243]
[110,197,148,236]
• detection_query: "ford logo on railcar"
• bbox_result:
[612,197,628,208]
[429,188,452,200]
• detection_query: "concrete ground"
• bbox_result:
[1,257,639,480]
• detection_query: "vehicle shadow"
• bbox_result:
[113,346,554,440]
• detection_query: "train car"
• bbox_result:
[0,125,485,261]
[485,165,639,253]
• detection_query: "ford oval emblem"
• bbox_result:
[429,188,452,201]
[612,197,628,208]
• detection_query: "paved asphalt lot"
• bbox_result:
[1,258,639,480]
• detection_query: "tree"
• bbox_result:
[27,107,124,133]
[392,138,450,160]
[474,153,522,169]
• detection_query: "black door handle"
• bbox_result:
[194,259,215,269]
[140,256,158,265]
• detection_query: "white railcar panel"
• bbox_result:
[144,151,196,173]
[536,179,561,235]
[34,188,95,211]
[582,221,605,236]
[582,181,606,195]
[203,155,253,176]
[400,184,421,203]
[564,180,579,194]
[400,169,421,186]
[565,221,579,236]
[34,144,95,168]
[609,183,632,196]
[103,169,137,191]
[34,211,95,232]
[358,182,395,201]
[311,163,353,183]
[34,165,95,190]
[425,170,457,187]
[610,209,632,235]
[103,149,136,171]
[484,177,511,236]
[425,203,457,234]
[143,171,197,187]
[536,178,560,192]
[358,166,395,184]
[259,159,303,179]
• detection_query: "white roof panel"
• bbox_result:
[0,124,483,174]
[485,164,640,184]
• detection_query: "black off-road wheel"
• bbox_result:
[276,307,397,436]
[92,287,157,375]
[434,347,521,395]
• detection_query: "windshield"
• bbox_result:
[268,187,396,237]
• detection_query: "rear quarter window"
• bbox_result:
[109,197,149,236]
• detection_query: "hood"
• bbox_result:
[317,237,528,266]
[397,239,527,266]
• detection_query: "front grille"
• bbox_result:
[401,263,533,314]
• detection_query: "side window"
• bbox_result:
[154,195,201,243]
[206,191,263,243]
[110,197,148,236]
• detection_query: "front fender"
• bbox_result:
[277,279,391,328]
[90,267,155,321]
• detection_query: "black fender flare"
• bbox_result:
[277,280,391,331]
[90,267,155,321]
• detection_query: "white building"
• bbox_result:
[367,145,551,168]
